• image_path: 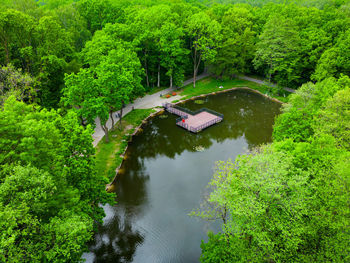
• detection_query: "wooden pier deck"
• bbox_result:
[163,103,223,133]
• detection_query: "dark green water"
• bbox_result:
[83,89,281,263]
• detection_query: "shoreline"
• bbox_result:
[105,87,283,192]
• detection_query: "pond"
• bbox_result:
[83,89,281,263]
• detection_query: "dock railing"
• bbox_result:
[176,115,188,129]
[163,103,223,119]
[164,103,224,133]
[163,103,188,118]
[188,117,222,133]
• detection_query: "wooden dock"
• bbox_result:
[163,103,223,133]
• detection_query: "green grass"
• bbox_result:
[95,77,290,182]
[123,108,155,126]
[178,76,290,103]
[179,77,259,98]
[95,109,155,181]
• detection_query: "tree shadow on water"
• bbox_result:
[89,210,144,263]
[89,162,150,263]
[131,90,281,159]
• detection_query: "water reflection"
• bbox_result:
[85,90,281,263]
[87,204,144,262]
[134,90,279,159]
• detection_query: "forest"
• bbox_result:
[0,0,349,262]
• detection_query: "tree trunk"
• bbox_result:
[145,66,149,87]
[157,62,160,88]
[79,116,87,127]
[109,111,115,129]
[193,47,197,88]
[118,105,123,130]
[222,205,230,247]
[192,47,201,88]
[144,51,149,87]
[100,118,109,143]
[193,67,197,88]
[170,74,173,89]
[268,62,273,83]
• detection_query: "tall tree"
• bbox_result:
[159,22,188,88]
[77,0,123,34]
[129,4,179,88]
[198,140,350,262]
[95,47,143,129]
[198,146,312,262]
[0,9,35,66]
[51,3,92,51]
[187,11,221,88]
[314,85,350,150]
[312,29,350,81]
[253,14,301,86]
[0,96,112,262]
[64,41,143,142]
[273,77,345,142]
[34,15,75,108]
[210,6,256,78]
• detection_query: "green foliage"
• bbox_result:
[197,73,350,262]
[95,109,154,180]
[77,0,124,34]
[273,77,345,142]
[159,22,189,87]
[0,64,37,105]
[210,5,255,78]
[200,232,246,263]
[254,14,301,85]
[313,29,350,81]
[0,97,113,262]
[64,38,144,142]
[0,9,35,65]
[273,107,314,142]
[314,87,350,150]
[0,165,93,262]
[198,139,350,262]
[1,0,350,261]
[199,146,313,262]
[187,11,221,87]
[1,0,350,106]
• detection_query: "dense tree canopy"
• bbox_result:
[63,39,143,142]
[1,0,349,261]
[1,0,349,107]
[195,76,350,262]
[0,97,112,262]
[0,64,37,105]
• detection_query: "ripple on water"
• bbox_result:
[87,90,282,262]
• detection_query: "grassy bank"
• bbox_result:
[95,109,155,181]
[177,77,290,103]
[96,76,290,183]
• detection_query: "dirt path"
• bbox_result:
[234,75,296,93]
[92,72,210,146]
[92,72,295,146]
